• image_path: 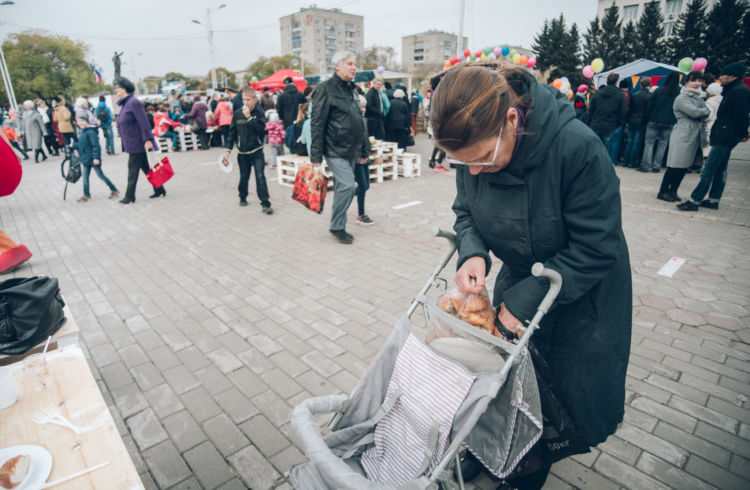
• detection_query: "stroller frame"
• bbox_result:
[290,228,562,489]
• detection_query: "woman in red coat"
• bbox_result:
[0,131,32,273]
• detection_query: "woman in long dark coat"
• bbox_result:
[430,64,632,489]
[385,89,411,149]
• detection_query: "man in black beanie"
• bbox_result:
[678,61,749,211]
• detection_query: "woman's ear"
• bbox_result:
[506,107,519,132]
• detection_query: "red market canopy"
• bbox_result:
[251,69,307,92]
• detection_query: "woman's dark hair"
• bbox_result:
[685,70,704,83]
[113,76,135,94]
[703,72,715,85]
[430,63,527,152]
[663,71,681,95]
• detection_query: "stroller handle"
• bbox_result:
[431,227,456,246]
[531,263,562,315]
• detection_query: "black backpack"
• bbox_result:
[97,106,108,122]
[60,147,81,200]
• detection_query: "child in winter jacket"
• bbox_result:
[73,117,119,202]
[265,110,285,168]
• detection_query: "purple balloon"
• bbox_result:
[376,66,385,74]
[493,46,502,57]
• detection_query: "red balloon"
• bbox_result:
[475,50,483,58]
[463,49,470,58]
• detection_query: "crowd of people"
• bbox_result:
[578,61,749,211]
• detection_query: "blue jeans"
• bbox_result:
[607,126,624,164]
[593,129,616,163]
[162,130,179,149]
[690,145,732,203]
[82,163,117,198]
[101,125,115,154]
[623,125,645,167]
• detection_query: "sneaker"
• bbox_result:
[699,199,719,209]
[668,192,680,202]
[77,196,89,203]
[435,165,449,173]
[656,192,672,202]
[676,201,699,212]
[262,205,273,215]
[330,229,354,244]
[636,167,650,173]
[357,214,374,226]
[109,190,120,199]
[239,198,248,207]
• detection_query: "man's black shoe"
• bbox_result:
[652,168,660,173]
[657,192,672,202]
[239,198,248,207]
[636,167,650,173]
[262,205,273,215]
[330,229,353,244]
[668,192,681,202]
[699,200,718,209]
[677,201,699,211]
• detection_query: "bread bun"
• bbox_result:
[450,295,466,312]
[0,455,30,489]
[463,294,489,312]
[438,294,455,313]
[464,310,493,326]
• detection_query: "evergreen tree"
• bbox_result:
[704,0,748,74]
[583,17,604,61]
[532,20,552,71]
[743,10,750,68]
[636,1,666,61]
[599,3,624,67]
[532,15,582,83]
[620,21,639,64]
[667,0,708,64]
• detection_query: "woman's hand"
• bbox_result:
[144,140,154,151]
[455,256,486,295]
[494,302,526,339]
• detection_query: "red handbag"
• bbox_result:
[147,154,174,188]
[292,163,328,214]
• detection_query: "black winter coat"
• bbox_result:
[453,71,631,447]
[587,84,625,133]
[225,104,266,154]
[276,84,306,129]
[310,74,368,163]
[710,78,750,147]
[627,90,651,127]
[385,98,410,130]
[645,85,679,125]
[365,88,384,121]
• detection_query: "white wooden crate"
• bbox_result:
[277,155,333,188]
[397,152,422,178]
[156,137,171,152]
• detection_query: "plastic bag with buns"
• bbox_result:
[437,287,496,334]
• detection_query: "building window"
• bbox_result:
[665,0,683,18]
[292,35,302,49]
[623,5,638,23]
[443,40,453,52]
[663,21,676,37]
[414,56,424,63]
[292,21,300,29]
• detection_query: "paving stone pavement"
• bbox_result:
[1,133,749,490]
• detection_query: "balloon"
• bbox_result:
[519,55,528,65]
[463,49,470,58]
[510,48,518,57]
[560,76,569,83]
[527,57,537,68]
[470,52,476,61]
[444,60,451,68]
[692,57,707,71]
[493,46,502,57]
[552,78,562,88]
[567,90,573,100]
[450,57,460,66]
[483,47,491,55]
[678,57,693,72]
[501,46,510,57]
[475,50,483,58]
[251,76,258,82]
[512,53,521,64]
[480,53,488,61]
[376,65,385,74]
[560,86,570,95]
[582,65,594,78]
[591,58,604,73]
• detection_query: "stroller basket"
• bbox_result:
[289,229,562,489]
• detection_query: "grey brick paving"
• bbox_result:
[2,134,749,488]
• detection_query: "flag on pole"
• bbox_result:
[93,65,103,83]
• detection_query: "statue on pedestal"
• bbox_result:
[112,52,123,79]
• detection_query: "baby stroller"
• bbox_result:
[289,228,563,489]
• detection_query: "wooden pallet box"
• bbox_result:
[397,152,422,178]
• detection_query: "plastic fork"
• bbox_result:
[29,405,83,434]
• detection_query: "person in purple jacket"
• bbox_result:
[114,77,165,204]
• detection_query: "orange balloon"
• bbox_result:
[552,79,562,89]
[567,90,573,100]
[519,55,528,65]
[444,60,451,68]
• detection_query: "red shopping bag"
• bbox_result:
[147,155,174,188]
[292,163,328,214]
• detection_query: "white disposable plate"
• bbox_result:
[0,445,52,490]
[218,154,233,173]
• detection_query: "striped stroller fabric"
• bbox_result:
[360,334,475,486]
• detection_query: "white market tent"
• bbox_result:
[593,59,682,92]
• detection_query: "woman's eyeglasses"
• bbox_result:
[445,126,503,166]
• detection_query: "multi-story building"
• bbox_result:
[597,0,718,37]
[401,30,468,73]
[279,6,364,75]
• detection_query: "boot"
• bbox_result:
[149,187,166,198]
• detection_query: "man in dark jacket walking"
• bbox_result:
[276,77,306,130]
[623,77,652,168]
[678,62,750,211]
[311,51,369,244]
[365,78,386,140]
[639,71,680,172]
[587,72,625,163]
[224,86,273,214]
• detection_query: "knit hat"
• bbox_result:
[283,76,294,85]
[577,84,588,93]
[193,94,201,102]
[113,76,135,94]
[719,62,745,78]
[706,82,723,97]
[393,89,405,99]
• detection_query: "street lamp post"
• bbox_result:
[0,1,18,115]
[192,3,226,91]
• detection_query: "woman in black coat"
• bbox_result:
[385,89,411,149]
[430,64,632,489]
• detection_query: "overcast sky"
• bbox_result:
[1,0,597,82]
